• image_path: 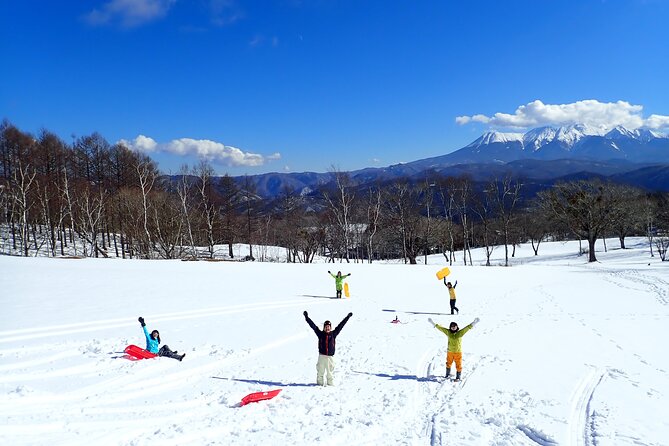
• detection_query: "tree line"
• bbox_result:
[2,120,668,263]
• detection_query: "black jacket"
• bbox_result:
[305,314,351,356]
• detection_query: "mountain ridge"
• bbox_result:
[197,124,669,197]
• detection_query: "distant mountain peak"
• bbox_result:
[606,126,665,141]
[467,130,523,148]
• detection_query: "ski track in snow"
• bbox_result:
[568,366,605,446]
[0,298,318,442]
[0,297,320,343]
[1,240,667,445]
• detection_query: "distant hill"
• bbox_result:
[209,125,669,197]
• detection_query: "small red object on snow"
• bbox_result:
[240,389,282,406]
[124,344,157,360]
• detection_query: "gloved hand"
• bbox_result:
[348,312,353,318]
[138,317,145,327]
[328,270,331,274]
[427,317,436,327]
[472,317,480,326]
[303,311,308,318]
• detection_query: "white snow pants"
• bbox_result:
[316,354,335,386]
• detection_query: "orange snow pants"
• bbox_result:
[446,352,463,372]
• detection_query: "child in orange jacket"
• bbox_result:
[428,317,479,381]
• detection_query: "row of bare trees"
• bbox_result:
[2,120,668,263]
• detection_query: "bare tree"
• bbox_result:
[472,187,497,266]
[322,168,355,262]
[11,160,37,256]
[606,184,645,249]
[136,160,157,258]
[538,179,628,262]
[452,176,474,265]
[176,165,197,259]
[240,175,259,260]
[152,191,184,259]
[218,174,239,258]
[363,185,382,263]
[490,176,522,266]
[384,178,423,264]
[435,177,458,265]
[518,206,550,256]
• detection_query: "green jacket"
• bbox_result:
[435,323,473,353]
[329,273,350,291]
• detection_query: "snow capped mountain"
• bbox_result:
[606,126,665,142]
[466,130,523,148]
[523,126,557,151]
[228,124,669,199]
[554,123,606,146]
[443,124,669,165]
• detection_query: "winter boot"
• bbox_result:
[179,353,186,362]
[455,371,461,381]
[445,368,451,379]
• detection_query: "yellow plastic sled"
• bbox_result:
[344,282,350,298]
[436,267,450,280]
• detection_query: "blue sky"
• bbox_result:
[2,0,668,175]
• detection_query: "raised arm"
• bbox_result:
[328,271,336,279]
[333,312,353,336]
[303,311,320,335]
[455,318,479,338]
[454,280,458,288]
[434,323,451,336]
[139,317,151,342]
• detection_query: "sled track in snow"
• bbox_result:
[568,366,605,446]
[0,297,320,344]
[0,330,308,418]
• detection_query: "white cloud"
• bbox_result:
[118,135,158,152]
[456,99,669,131]
[119,135,281,167]
[84,0,175,27]
[645,114,669,130]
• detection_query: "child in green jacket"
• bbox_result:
[429,317,479,380]
[328,270,351,299]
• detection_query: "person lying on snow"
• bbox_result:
[138,317,185,361]
[303,311,352,386]
[428,317,479,381]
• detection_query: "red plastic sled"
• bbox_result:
[124,344,157,360]
[240,389,282,406]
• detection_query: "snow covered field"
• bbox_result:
[1,239,668,445]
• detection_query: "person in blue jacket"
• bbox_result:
[303,310,352,386]
[138,317,185,361]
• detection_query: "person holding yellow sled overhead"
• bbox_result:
[428,317,479,381]
[444,279,458,314]
[328,270,351,299]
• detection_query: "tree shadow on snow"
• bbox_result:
[382,309,450,316]
[352,370,441,382]
[211,377,319,387]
